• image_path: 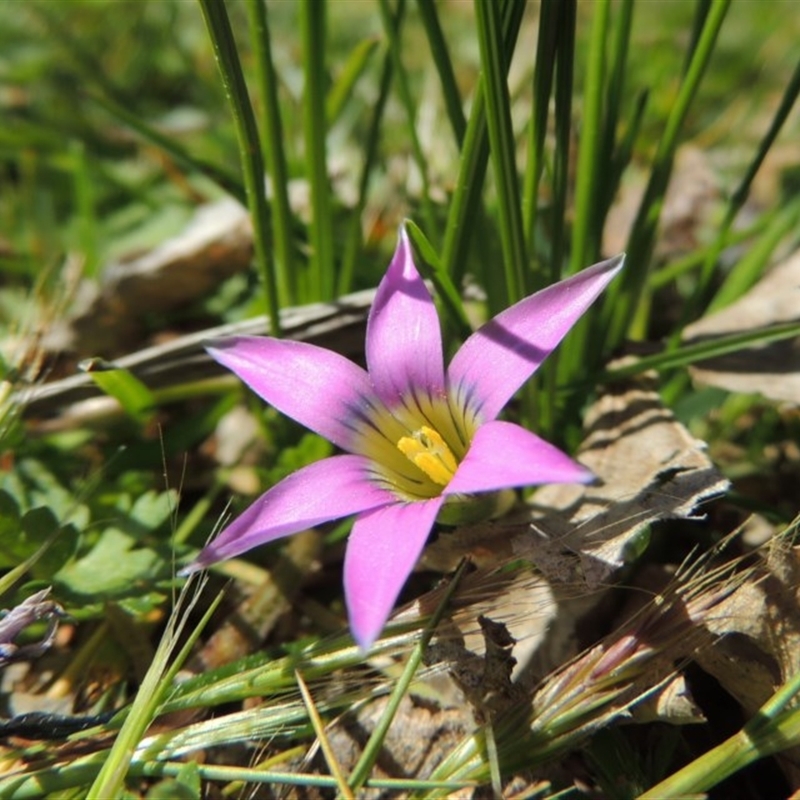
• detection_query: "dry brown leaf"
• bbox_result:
[420,374,727,680]
[603,145,720,259]
[521,373,729,590]
[23,286,375,420]
[52,197,253,356]
[424,373,728,591]
[631,673,705,725]
[683,248,800,404]
[322,694,470,788]
[691,535,800,714]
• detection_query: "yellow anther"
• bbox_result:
[396,425,458,486]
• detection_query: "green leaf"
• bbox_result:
[128,490,177,533]
[55,528,161,601]
[0,489,20,539]
[266,433,333,486]
[79,358,156,423]
[0,502,79,579]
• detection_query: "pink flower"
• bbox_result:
[186,229,623,648]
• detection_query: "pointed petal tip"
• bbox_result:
[204,334,258,359]
[388,222,418,279]
[351,623,379,652]
[204,336,228,356]
[344,499,442,654]
[604,252,625,272]
[366,225,445,401]
[575,464,597,484]
[584,252,625,281]
[177,554,215,578]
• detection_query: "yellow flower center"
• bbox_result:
[396,425,458,486]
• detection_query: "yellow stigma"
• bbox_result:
[396,425,458,486]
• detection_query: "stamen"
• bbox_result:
[396,425,458,486]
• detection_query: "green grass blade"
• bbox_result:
[639,671,800,798]
[550,0,577,283]
[600,86,648,221]
[690,55,800,318]
[683,0,713,74]
[404,219,471,338]
[601,0,732,349]
[88,581,222,798]
[326,37,380,126]
[416,0,467,146]
[347,559,470,792]
[376,0,438,239]
[79,358,156,424]
[708,198,800,313]
[537,0,576,438]
[726,57,800,220]
[198,0,281,334]
[338,41,396,296]
[595,320,800,384]
[441,0,526,293]
[474,0,527,305]
[522,0,559,262]
[245,0,296,306]
[567,0,610,277]
[597,0,636,222]
[0,757,473,798]
[647,213,771,291]
[300,0,335,300]
[89,91,246,203]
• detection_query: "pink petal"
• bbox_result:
[344,497,444,649]
[207,336,373,451]
[187,455,395,570]
[447,255,624,422]
[444,420,593,495]
[365,228,446,407]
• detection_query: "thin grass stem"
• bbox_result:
[690,55,800,318]
[338,39,395,296]
[639,673,800,798]
[347,559,470,792]
[296,670,354,799]
[538,0,576,438]
[567,0,609,277]
[593,320,800,384]
[376,0,438,239]
[522,0,558,264]
[600,0,732,349]
[474,0,527,305]
[88,580,221,798]
[300,0,335,300]
[198,0,281,334]
[416,0,467,146]
[245,0,295,306]
[440,0,526,297]
[707,198,800,313]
